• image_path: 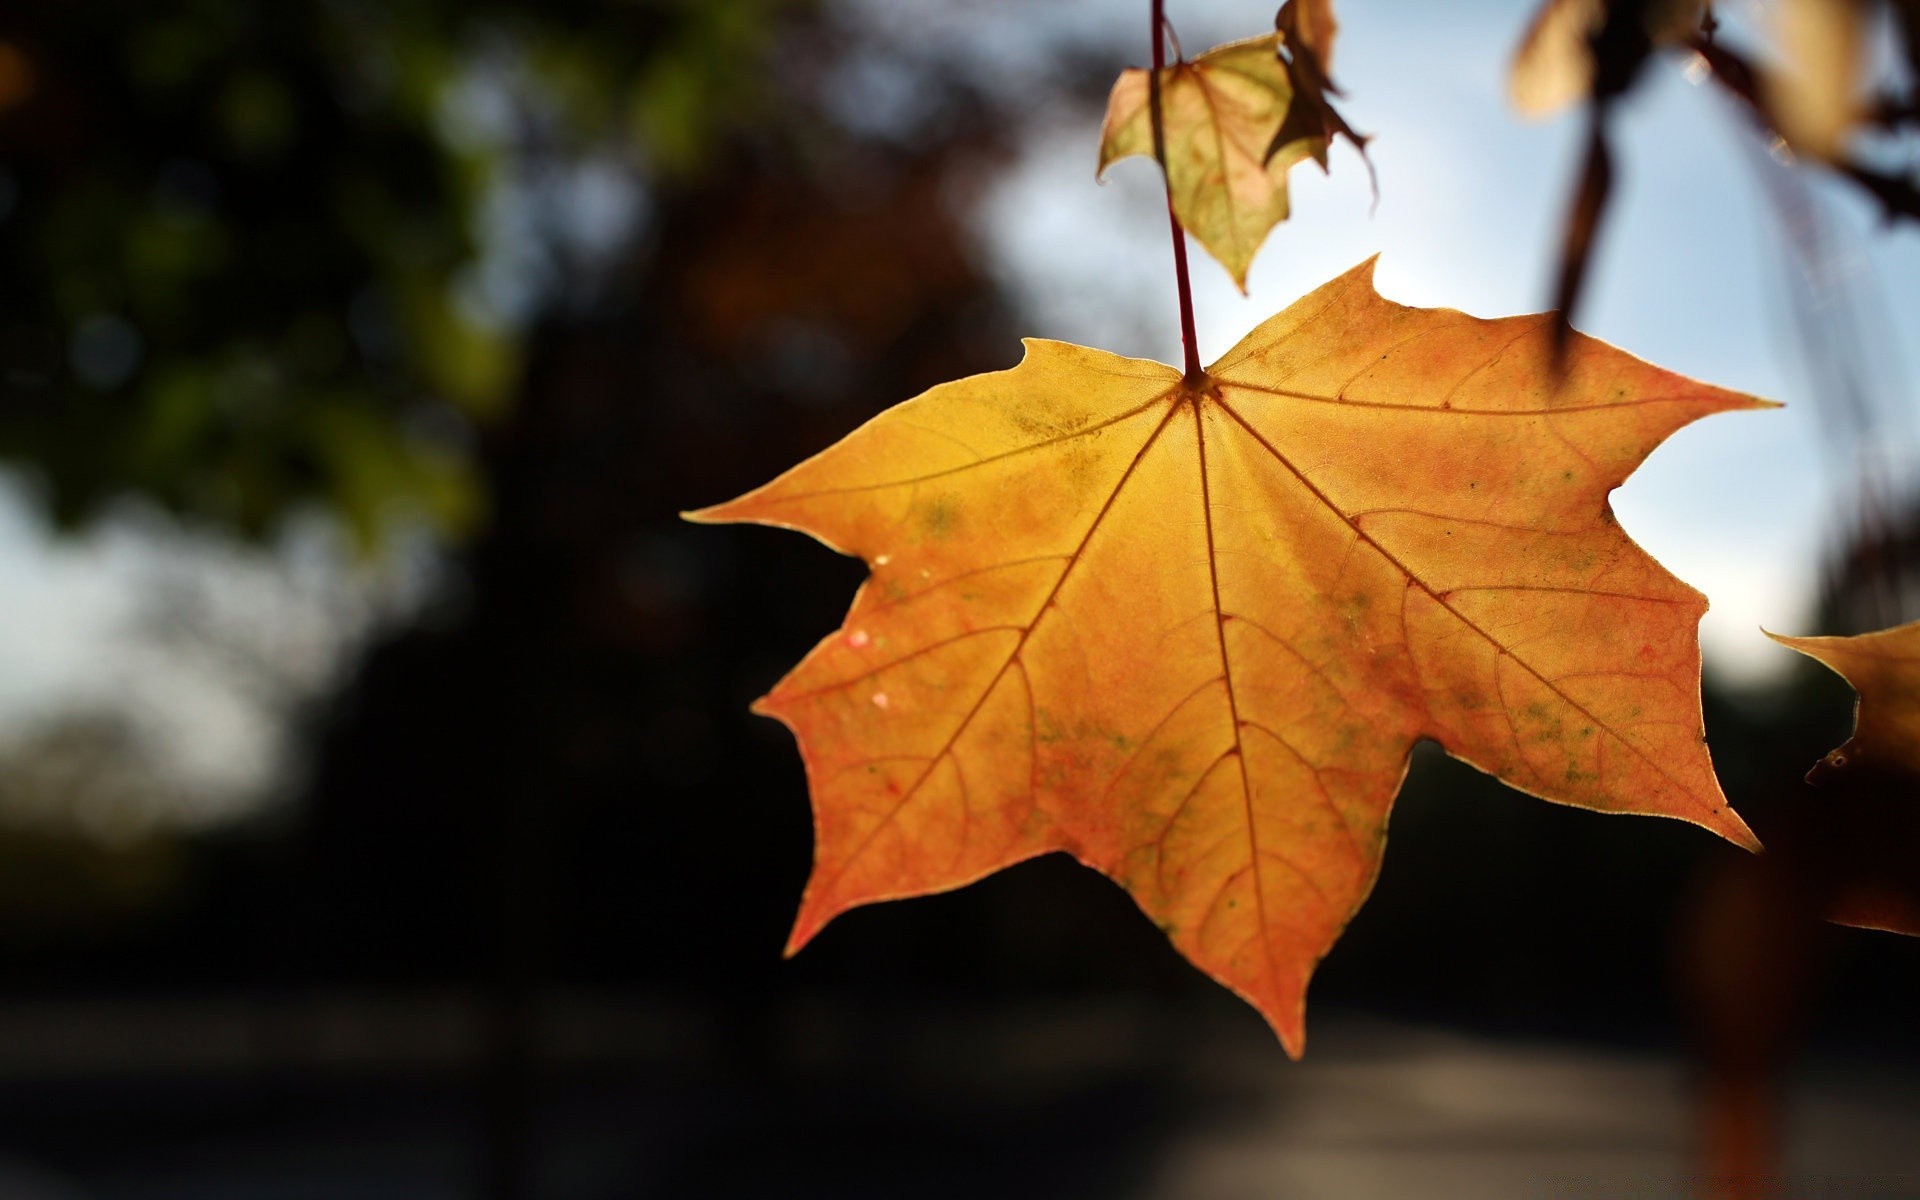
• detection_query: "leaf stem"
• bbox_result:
[1149,0,1203,383]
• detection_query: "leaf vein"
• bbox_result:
[1213,399,1718,816]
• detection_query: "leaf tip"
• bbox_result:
[682,497,754,525]
[1763,627,1816,657]
[785,889,839,958]
[1689,791,1763,852]
[1244,983,1310,1058]
[1724,814,1765,855]
[1265,1004,1308,1059]
[1348,252,1384,294]
[780,925,813,960]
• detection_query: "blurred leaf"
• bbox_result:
[1508,0,1700,119]
[1761,0,1864,162]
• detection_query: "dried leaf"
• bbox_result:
[1289,0,1339,71]
[1267,1,1373,196]
[692,261,1765,1054]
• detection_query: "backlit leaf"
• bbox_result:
[1098,34,1321,292]
[691,260,1765,1054]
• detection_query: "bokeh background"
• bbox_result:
[0,0,1916,1196]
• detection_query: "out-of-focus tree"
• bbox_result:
[0,0,780,545]
[0,713,189,941]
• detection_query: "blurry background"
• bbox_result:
[0,0,1916,1196]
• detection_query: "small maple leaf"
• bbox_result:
[1769,622,1920,936]
[691,260,1764,1055]
[1098,33,1322,292]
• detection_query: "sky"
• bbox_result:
[0,0,1915,828]
[0,479,430,829]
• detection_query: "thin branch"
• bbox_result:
[1149,0,1203,383]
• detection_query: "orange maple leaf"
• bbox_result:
[690,260,1764,1054]
[1770,622,1920,936]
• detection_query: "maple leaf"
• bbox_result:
[690,260,1763,1055]
[1769,622,1920,936]
[1098,33,1322,292]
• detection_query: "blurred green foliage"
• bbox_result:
[0,0,784,546]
